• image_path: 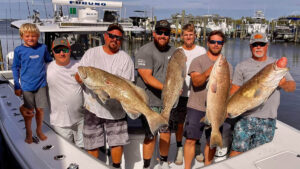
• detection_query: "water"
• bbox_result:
[0,20,300,130]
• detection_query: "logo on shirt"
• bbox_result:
[30,55,40,59]
[137,59,146,66]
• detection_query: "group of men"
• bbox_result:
[18,20,296,169]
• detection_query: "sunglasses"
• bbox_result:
[251,42,267,47]
[156,30,171,36]
[107,33,123,40]
[53,48,69,54]
[208,40,224,45]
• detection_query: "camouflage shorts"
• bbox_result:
[231,117,276,152]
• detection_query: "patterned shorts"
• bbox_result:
[83,110,129,150]
[231,117,276,152]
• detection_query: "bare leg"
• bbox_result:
[143,136,156,160]
[20,105,34,144]
[159,132,171,157]
[184,139,196,169]
[87,149,99,158]
[35,108,47,140]
[111,146,123,164]
[229,150,242,157]
[176,123,184,142]
[204,142,216,166]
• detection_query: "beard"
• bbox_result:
[154,37,170,52]
[108,41,119,53]
[253,49,264,58]
[209,47,222,56]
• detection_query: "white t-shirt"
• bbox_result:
[79,46,135,120]
[46,60,84,127]
[179,45,206,97]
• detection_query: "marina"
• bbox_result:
[1,0,300,169]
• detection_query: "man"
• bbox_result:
[184,30,233,168]
[229,32,296,157]
[75,24,134,168]
[47,38,84,148]
[135,20,176,169]
[174,23,206,165]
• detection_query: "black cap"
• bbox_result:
[155,20,171,31]
[107,23,124,34]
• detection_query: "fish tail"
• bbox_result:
[145,111,168,135]
[210,129,223,148]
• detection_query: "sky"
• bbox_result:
[0,0,300,20]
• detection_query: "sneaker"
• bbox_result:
[174,147,183,165]
[159,161,170,169]
[195,143,204,162]
[195,153,204,162]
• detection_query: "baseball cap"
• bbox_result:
[155,20,171,31]
[52,38,70,49]
[250,32,268,44]
[107,23,124,34]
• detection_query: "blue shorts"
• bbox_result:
[183,108,210,140]
[231,117,276,152]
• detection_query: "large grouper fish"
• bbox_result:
[77,66,168,134]
[161,48,187,121]
[203,54,230,148]
[227,57,289,118]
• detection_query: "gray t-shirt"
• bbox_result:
[232,57,294,119]
[187,54,233,111]
[135,41,176,107]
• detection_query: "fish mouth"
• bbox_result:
[78,66,87,80]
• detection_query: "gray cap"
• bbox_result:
[250,32,268,44]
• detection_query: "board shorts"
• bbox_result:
[231,117,276,152]
[83,110,129,150]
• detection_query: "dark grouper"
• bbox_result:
[204,54,230,148]
[227,57,289,118]
[161,48,187,121]
[77,66,168,134]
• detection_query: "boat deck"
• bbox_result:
[1,71,300,169]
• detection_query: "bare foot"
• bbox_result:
[36,130,47,141]
[25,132,33,144]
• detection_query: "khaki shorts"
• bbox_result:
[83,110,129,150]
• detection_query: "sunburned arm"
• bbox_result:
[137,69,163,90]
[229,84,240,96]
[190,65,213,88]
[279,77,296,92]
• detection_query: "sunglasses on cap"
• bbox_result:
[208,40,224,45]
[156,30,171,36]
[107,33,123,40]
[53,48,70,54]
[251,42,267,47]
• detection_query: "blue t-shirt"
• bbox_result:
[12,43,52,91]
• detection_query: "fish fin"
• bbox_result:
[200,116,210,125]
[241,88,261,98]
[121,104,141,119]
[210,129,223,148]
[211,82,217,93]
[94,89,110,103]
[145,110,168,135]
